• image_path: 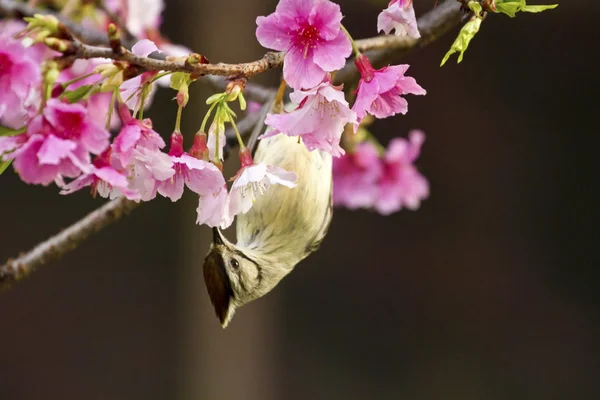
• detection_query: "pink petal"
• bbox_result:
[37,135,77,165]
[283,48,327,90]
[312,31,352,72]
[255,13,292,51]
[131,39,160,57]
[196,186,230,228]
[308,0,343,40]
[265,165,297,188]
[157,172,185,202]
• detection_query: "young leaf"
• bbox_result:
[170,72,192,91]
[522,4,559,13]
[0,159,12,175]
[441,16,482,66]
[493,0,558,17]
[0,126,26,137]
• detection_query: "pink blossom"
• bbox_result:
[60,149,141,200]
[196,185,231,229]
[352,54,425,126]
[263,78,357,157]
[228,149,297,218]
[8,131,91,186]
[157,131,226,202]
[256,0,352,89]
[1,99,109,186]
[332,141,382,209]
[44,99,110,155]
[111,104,173,201]
[332,130,428,214]
[375,130,429,214]
[0,20,46,129]
[378,0,420,39]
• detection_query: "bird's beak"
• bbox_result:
[212,227,225,245]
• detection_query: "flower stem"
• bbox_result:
[200,101,219,133]
[138,87,148,120]
[228,111,246,150]
[174,104,183,133]
[105,88,118,131]
[61,72,97,89]
[341,24,361,57]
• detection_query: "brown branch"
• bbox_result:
[0,198,139,290]
[73,41,285,78]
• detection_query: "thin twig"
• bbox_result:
[72,41,285,78]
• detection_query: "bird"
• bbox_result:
[202,123,333,328]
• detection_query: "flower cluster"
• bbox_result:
[1,0,429,229]
[256,0,426,212]
[333,130,429,214]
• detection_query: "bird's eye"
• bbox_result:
[230,259,240,269]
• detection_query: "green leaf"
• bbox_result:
[206,92,226,105]
[494,0,525,17]
[63,84,95,103]
[170,72,192,91]
[521,4,559,12]
[0,126,26,137]
[441,16,482,66]
[0,159,12,175]
[493,0,557,17]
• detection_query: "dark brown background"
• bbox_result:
[1,1,598,399]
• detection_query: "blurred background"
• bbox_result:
[1,0,598,399]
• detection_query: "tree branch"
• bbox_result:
[0,198,138,290]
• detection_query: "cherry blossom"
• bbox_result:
[376,130,429,214]
[263,78,357,157]
[333,131,428,214]
[332,141,382,209]
[157,131,226,202]
[59,149,141,200]
[111,104,173,201]
[378,0,420,39]
[352,54,426,126]
[0,20,46,129]
[227,148,297,218]
[256,0,352,89]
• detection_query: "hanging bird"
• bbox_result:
[202,109,333,328]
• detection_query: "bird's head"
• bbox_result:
[202,228,287,328]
